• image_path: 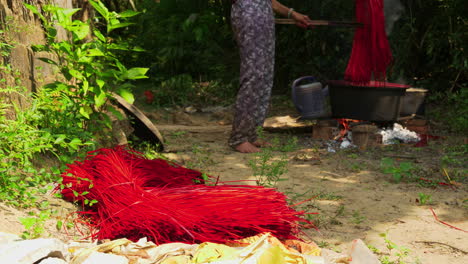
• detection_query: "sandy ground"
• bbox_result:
[1,105,466,264]
[151,107,467,264]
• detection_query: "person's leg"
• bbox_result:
[229,0,275,153]
[251,12,275,148]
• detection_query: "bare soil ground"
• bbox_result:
[146,102,467,264]
[1,100,466,264]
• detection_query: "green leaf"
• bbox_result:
[118,89,134,104]
[54,134,66,144]
[19,217,36,230]
[58,42,73,55]
[47,27,57,38]
[69,69,84,80]
[69,138,82,150]
[123,67,149,80]
[71,23,90,41]
[93,29,106,42]
[23,3,46,22]
[89,0,109,21]
[38,57,58,65]
[82,79,89,94]
[62,8,81,19]
[118,10,140,18]
[79,106,92,119]
[108,22,134,32]
[400,162,413,171]
[131,46,146,52]
[108,43,131,51]
[96,79,105,89]
[56,220,63,231]
[94,91,107,108]
[115,60,127,72]
[86,48,105,56]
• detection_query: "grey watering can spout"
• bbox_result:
[291,76,328,119]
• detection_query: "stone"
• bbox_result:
[0,238,66,264]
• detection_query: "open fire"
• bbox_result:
[313,118,430,150]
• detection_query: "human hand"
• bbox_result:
[291,11,313,29]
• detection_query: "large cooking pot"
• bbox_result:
[327,80,409,121]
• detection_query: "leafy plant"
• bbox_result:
[0,72,81,207]
[186,144,216,172]
[351,210,366,225]
[24,0,148,133]
[20,210,53,239]
[380,158,414,183]
[249,144,289,188]
[248,128,299,187]
[379,232,417,264]
[417,192,433,205]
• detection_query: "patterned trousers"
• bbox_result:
[229,0,276,147]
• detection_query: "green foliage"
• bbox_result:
[0,66,87,207]
[24,0,147,126]
[417,192,433,205]
[428,89,468,134]
[186,144,216,172]
[249,148,289,187]
[0,96,67,207]
[389,0,467,93]
[351,210,366,225]
[274,0,355,91]
[128,0,237,106]
[0,1,149,208]
[20,210,53,239]
[248,128,296,187]
[379,232,417,264]
[380,157,414,183]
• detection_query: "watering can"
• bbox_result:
[291,76,328,119]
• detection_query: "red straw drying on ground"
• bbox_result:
[345,0,392,84]
[59,146,307,244]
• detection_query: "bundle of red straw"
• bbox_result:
[59,146,306,244]
[60,147,204,203]
[344,0,392,84]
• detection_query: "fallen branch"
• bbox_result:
[414,241,467,255]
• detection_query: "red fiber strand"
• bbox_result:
[345,0,392,85]
[430,208,468,233]
[58,146,309,244]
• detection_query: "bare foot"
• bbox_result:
[234,142,261,153]
[252,140,271,148]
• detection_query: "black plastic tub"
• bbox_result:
[400,88,428,117]
[328,80,410,121]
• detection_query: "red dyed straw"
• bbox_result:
[345,0,393,85]
[59,146,309,244]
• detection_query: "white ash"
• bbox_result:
[340,138,354,149]
[379,123,420,144]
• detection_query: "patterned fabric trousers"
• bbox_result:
[229,0,275,147]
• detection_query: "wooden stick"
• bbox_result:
[414,241,468,254]
[275,19,363,28]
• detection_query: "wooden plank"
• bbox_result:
[112,93,164,150]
